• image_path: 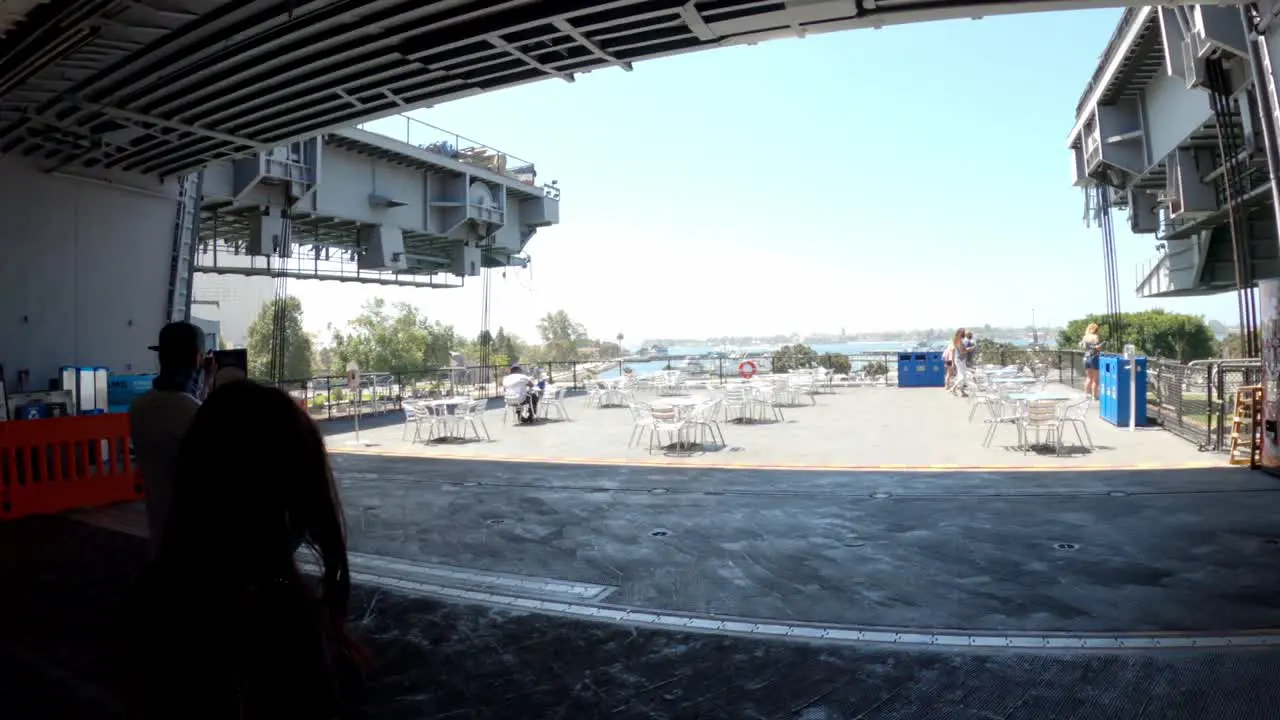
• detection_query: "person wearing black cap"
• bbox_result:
[129,321,215,556]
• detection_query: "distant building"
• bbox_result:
[191,274,275,347]
[189,315,221,352]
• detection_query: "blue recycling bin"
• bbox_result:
[924,351,945,386]
[1098,353,1147,427]
[897,352,945,387]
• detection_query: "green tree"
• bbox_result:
[245,296,314,380]
[1058,310,1217,362]
[1219,331,1259,359]
[328,298,460,372]
[772,344,820,373]
[313,337,335,376]
[492,327,524,366]
[537,310,588,361]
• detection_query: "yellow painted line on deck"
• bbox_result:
[328,446,1226,473]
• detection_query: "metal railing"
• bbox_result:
[271,349,1257,454]
[357,113,548,193]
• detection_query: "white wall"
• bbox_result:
[0,157,179,386]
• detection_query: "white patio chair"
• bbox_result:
[721,385,753,423]
[750,385,786,422]
[982,398,1024,449]
[626,402,654,448]
[502,389,528,426]
[1057,398,1094,452]
[687,398,725,448]
[585,381,606,409]
[787,374,818,405]
[646,405,687,454]
[1020,400,1062,454]
[540,386,570,421]
[402,402,424,442]
[451,399,491,441]
[967,380,999,424]
[419,402,451,443]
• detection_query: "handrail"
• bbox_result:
[1076,7,1141,117]
[357,113,554,195]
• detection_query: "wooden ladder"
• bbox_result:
[1229,386,1264,467]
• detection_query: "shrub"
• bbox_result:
[818,352,852,375]
[864,361,889,378]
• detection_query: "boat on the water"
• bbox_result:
[678,355,707,374]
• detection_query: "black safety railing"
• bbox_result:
[265,349,1258,454]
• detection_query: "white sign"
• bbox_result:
[346,362,360,390]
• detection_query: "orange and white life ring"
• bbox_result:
[738,360,758,379]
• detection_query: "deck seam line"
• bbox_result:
[334,565,1280,652]
[327,447,1224,472]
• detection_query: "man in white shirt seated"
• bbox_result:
[129,321,214,556]
[502,365,539,423]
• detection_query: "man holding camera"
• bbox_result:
[129,322,216,555]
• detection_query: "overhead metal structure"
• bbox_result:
[0,0,1189,179]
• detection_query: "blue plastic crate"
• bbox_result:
[1099,354,1147,427]
[108,373,156,413]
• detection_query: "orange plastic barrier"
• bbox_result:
[0,414,143,520]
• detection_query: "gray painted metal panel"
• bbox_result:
[1142,73,1214,170]
[0,159,179,383]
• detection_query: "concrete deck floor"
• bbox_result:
[323,384,1217,470]
[3,397,1276,717]
[10,454,1277,717]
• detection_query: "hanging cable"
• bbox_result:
[1095,185,1124,348]
[267,209,292,386]
[1207,55,1261,357]
[479,261,493,370]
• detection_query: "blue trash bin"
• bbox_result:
[1099,353,1147,427]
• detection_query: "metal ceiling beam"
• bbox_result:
[487,34,575,82]
[678,2,716,41]
[551,17,633,71]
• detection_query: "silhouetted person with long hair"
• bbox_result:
[126,381,366,719]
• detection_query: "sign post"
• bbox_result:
[346,362,367,446]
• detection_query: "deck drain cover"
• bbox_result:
[842,539,866,548]
[650,529,670,537]
[486,518,506,526]
[1054,542,1078,551]
[649,488,669,494]
[870,492,893,499]
[1107,491,1128,497]
[463,481,481,487]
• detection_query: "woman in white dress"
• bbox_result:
[950,328,970,397]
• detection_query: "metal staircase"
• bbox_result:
[165,172,204,323]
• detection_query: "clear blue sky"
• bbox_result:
[291,8,1241,344]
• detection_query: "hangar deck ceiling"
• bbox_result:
[0,0,1166,179]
